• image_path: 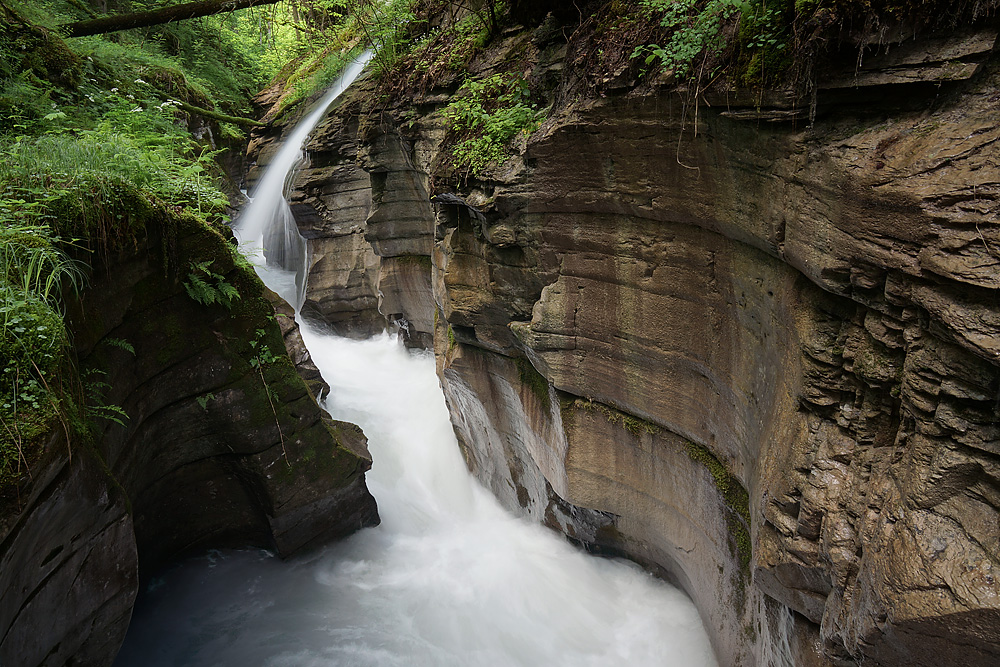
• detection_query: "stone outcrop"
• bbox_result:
[250,84,440,346]
[0,211,379,666]
[256,19,1000,667]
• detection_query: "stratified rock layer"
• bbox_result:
[263,23,1000,667]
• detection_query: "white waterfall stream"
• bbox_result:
[114,56,719,667]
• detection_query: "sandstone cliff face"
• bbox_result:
[0,212,379,666]
[265,24,1000,667]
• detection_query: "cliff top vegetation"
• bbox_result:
[0,0,314,504]
[1,0,996,502]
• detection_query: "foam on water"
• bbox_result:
[115,51,719,666]
[116,322,718,666]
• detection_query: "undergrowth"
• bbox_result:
[377,0,505,100]
[442,73,545,177]
[0,224,77,490]
[0,0,288,499]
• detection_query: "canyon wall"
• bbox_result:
[283,24,1000,667]
[0,211,379,666]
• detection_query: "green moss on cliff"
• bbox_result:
[515,356,550,405]
[563,397,661,437]
[685,441,752,574]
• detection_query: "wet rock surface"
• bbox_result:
[0,213,379,666]
[248,24,1000,667]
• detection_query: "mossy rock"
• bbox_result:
[685,441,752,575]
[0,7,81,89]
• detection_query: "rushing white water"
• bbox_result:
[114,55,719,666]
[235,50,373,308]
[116,319,718,666]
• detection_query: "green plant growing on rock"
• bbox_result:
[632,0,745,79]
[195,392,216,411]
[0,223,81,488]
[81,337,136,430]
[82,368,129,428]
[567,397,661,437]
[442,73,546,177]
[184,260,241,309]
[631,0,792,84]
[249,327,289,465]
[685,441,752,574]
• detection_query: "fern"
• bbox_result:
[82,368,129,428]
[102,336,135,355]
[183,260,240,309]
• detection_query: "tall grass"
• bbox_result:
[0,223,77,490]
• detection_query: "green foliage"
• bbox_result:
[442,73,545,177]
[631,0,793,83]
[249,327,282,369]
[103,337,135,356]
[0,115,230,249]
[0,224,84,309]
[632,0,743,79]
[82,368,129,428]
[195,392,216,411]
[183,261,241,309]
[0,0,307,495]
[575,399,661,437]
[277,0,425,109]
[361,0,420,76]
[0,224,77,488]
[247,325,289,465]
[280,45,359,110]
[372,0,505,100]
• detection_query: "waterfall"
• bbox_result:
[234,50,373,309]
[115,56,719,667]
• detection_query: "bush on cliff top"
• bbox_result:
[442,73,546,178]
[0,125,233,497]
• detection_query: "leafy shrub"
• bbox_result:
[632,0,745,79]
[442,73,546,177]
[631,0,792,83]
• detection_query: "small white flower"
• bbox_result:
[126,94,135,100]
[110,87,118,92]
[134,78,147,84]
[130,106,143,113]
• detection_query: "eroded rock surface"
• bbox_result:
[250,22,1000,667]
[0,212,379,666]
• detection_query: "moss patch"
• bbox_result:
[567,397,661,437]
[685,441,752,575]
[515,356,550,405]
[395,254,433,269]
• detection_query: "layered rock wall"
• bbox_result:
[265,24,1000,666]
[0,212,379,666]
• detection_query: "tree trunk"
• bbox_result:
[62,0,282,38]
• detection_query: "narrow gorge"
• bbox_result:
[1,1,999,665]
[247,10,1000,667]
